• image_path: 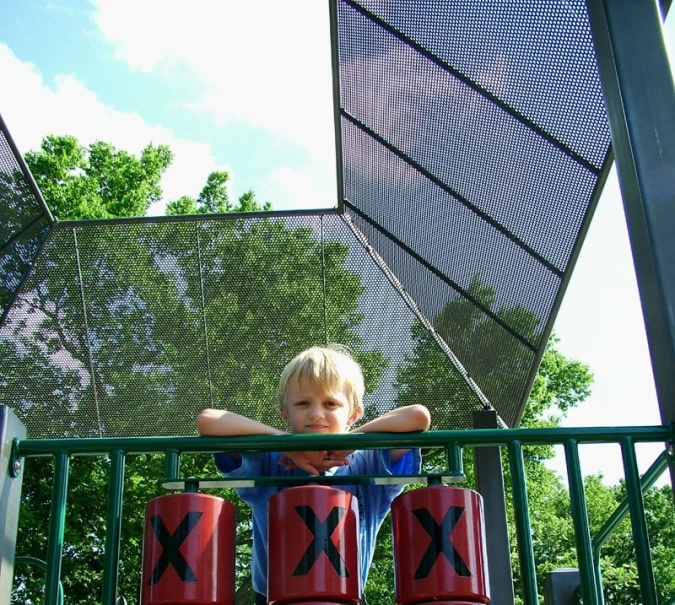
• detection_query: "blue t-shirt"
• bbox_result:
[214,448,421,597]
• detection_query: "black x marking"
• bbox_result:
[292,505,350,577]
[413,506,472,579]
[149,512,203,584]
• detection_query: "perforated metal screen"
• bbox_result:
[337,0,610,425]
[0,0,612,438]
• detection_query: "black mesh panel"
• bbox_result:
[0,120,52,317]
[1,215,487,437]
[0,1,614,436]
[350,0,609,168]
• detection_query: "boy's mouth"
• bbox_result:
[305,424,328,430]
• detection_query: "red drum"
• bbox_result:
[141,493,236,605]
[268,486,360,605]
[392,487,489,605]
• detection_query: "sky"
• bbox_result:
[0,1,672,487]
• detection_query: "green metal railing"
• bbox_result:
[9,424,675,605]
[14,557,64,605]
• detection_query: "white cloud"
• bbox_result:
[0,43,226,215]
[90,0,337,174]
[258,164,337,211]
[549,169,666,486]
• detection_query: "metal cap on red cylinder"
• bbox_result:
[268,485,361,605]
[141,493,237,605]
[392,487,490,605]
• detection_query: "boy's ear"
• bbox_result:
[279,406,288,423]
[349,405,364,426]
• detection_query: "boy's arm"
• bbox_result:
[196,409,347,475]
[197,408,287,437]
[197,409,286,465]
[352,404,431,434]
[342,404,431,463]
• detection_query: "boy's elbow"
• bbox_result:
[196,408,221,435]
[408,404,431,431]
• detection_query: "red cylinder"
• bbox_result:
[268,486,360,605]
[141,493,236,605]
[392,487,489,605]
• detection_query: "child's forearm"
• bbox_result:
[352,404,431,434]
[197,408,288,436]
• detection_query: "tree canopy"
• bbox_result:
[25,135,173,220]
[9,134,386,603]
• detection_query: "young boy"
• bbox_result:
[197,346,431,604]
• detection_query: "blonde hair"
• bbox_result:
[277,346,365,414]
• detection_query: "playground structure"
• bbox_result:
[1,0,675,604]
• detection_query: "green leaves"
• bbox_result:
[25,136,172,221]
[165,172,272,216]
[12,133,386,603]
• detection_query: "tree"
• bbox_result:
[5,134,386,604]
[365,320,593,602]
[377,283,675,605]
[165,170,272,215]
[25,135,172,220]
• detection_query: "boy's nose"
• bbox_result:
[308,405,324,419]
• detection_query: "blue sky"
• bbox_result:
[0,0,338,212]
[1,1,672,485]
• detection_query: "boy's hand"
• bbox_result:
[279,451,350,475]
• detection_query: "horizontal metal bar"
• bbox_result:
[13,425,674,459]
[162,472,465,490]
[55,207,339,229]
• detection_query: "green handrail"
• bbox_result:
[621,437,658,605]
[14,556,64,605]
[565,439,600,604]
[8,424,674,605]
[12,424,674,461]
[592,449,670,555]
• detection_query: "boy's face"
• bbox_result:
[280,379,362,434]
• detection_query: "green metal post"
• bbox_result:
[101,450,125,605]
[45,452,69,605]
[593,449,668,552]
[164,448,180,482]
[446,442,463,476]
[594,559,605,605]
[508,441,538,605]
[591,448,669,605]
[0,407,27,602]
[620,438,657,605]
[564,440,600,604]
[14,557,64,605]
